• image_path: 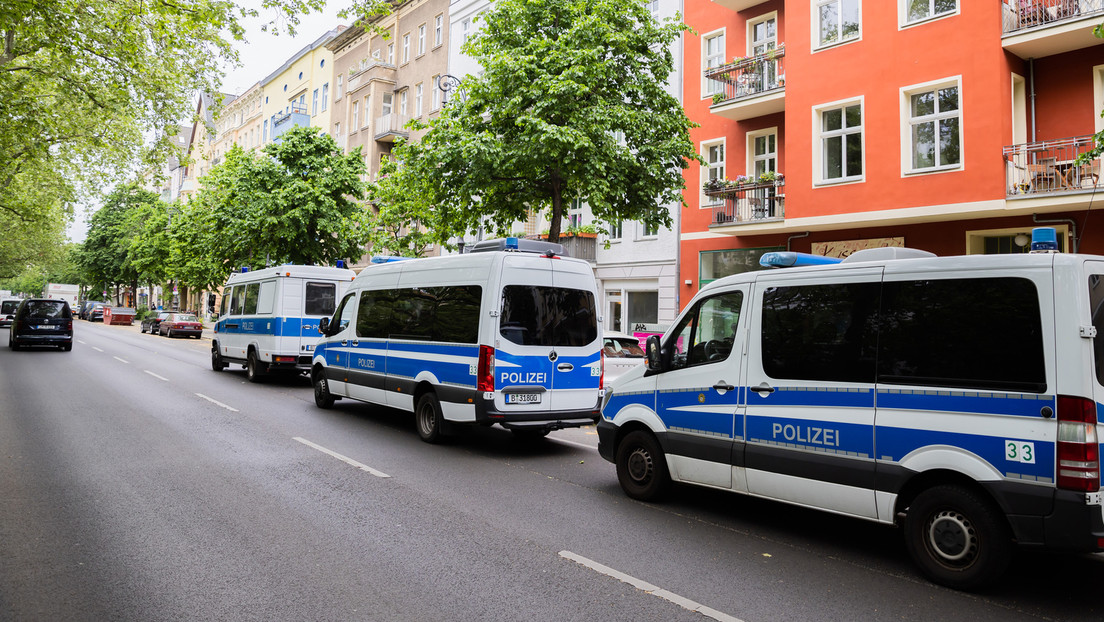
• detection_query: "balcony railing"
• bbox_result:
[707,179,786,225]
[1003,134,1102,197]
[374,113,410,142]
[704,45,785,105]
[1002,0,1104,33]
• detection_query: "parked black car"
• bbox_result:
[141,311,172,334]
[8,298,73,351]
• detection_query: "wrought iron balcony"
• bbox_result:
[1003,134,1102,197]
[704,46,785,121]
[706,178,786,225]
[1001,0,1104,58]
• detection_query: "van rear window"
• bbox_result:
[1089,275,1104,386]
[500,286,597,347]
[305,282,337,316]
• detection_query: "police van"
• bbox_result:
[212,264,356,381]
[311,238,603,442]
[598,229,1104,590]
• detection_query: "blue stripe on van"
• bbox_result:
[385,342,478,387]
[876,388,1053,418]
[217,316,318,337]
[751,386,876,409]
[876,426,1056,482]
[747,415,874,458]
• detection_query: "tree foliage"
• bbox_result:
[378,0,701,244]
[365,156,440,256]
[76,184,166,297]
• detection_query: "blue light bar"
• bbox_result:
[370,255,413,264]
[241,266,250,273]
[1030,227,1059,253]
[505,236,519,250]
[335,260,346,269]
[759,252,843,268]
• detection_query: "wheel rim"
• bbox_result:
[926,509,978,566]
[626,446,654,485]
[315,375,328,400]
[417,401,436,435]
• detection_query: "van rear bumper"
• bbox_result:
[474,399,601,430]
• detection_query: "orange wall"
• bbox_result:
[1032,46,1103,141]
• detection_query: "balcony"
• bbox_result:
[1004,134,1102,197]
[706,178,786,226]
[348,60,397,92]
[374,113,410,142]
[705,46,785,121]
[711,0,770,11]
[271,103,310,143]
[1002,0,1104,58]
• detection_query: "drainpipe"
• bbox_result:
[786,231,810,252]
[1029,58,1037,143]
[1033,214,1078,253]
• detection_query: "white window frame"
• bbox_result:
[312,88,319,116]
[901,77,963,175]
[415,83,424,117]
[363,95,371,129]
[418,24,426,56]
[701,138,726,207]
[400,90,408,116]
[747,127,778,178]
[352,101,359,132]
[402,33,410,63]
[813,97,865,186]
[899,0,958,28]
[336,75,343,101]
[321,83,329,111]
[748,12,778,56]
[434,15,444,47]
[702,29,726,99]
[382,92,393,116]
[813,0,862,51]
[432,75,442,110]
[387,43,395,64]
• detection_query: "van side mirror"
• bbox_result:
[645,335,664,372]
[318,317,330,335]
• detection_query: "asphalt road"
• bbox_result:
[2,320,1103,621]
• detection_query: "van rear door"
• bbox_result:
[495,256,557,414]
[547,261,600,412]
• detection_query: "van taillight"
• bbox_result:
[477,345,495,392]
[1056,395,1100,492]
[599,351,605,389]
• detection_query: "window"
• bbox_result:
[462,18,471,44]
[352,101,359,131]
[305,282,338,316]
[700,247,782,286]
[627,291,659,329]
[750,130,777,178]
[818,101,863,183]
[336,75,343,100]
[387,43,395,64]
[750,15,777,56]
[432,75,442,110]
[500,286,597,347]
[667,292,743,370]
[906,82,961,172]
[334,122,340,139]
[903,0,956,25]
[703,31,726,97]
[257,281,275,314]
[400,90,408,116]
[645,0,660,15]
[243,283,260,315]
[312,89,319,116]
[382,93,393,116]
[418,24,426,55]
[229,286,245,315]
[816,0,861,49]
[608,220,623,240]
[360,286,481,342]
[402,33,410,63]
[363,95,371,128]
[321,83,329,111]
[702,140,725,205]
[415,83,423,116]
[263,119,268,142]
[641,219,659,237]
[434,15,443,46]
[332,292,356,333]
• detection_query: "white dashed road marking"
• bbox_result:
[559,551,743,622]
[92,346,103,352]
[144,370,169,382]
[293,437,391,478]
[195,393,239,412]
[113,356,129,364]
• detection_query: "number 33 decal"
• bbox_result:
[1005,440,1035,464]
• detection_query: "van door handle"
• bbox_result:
[750,382,775,395]
[351,339,359,346]
[713,382,735,392]
[340,339,348,346]
[557,363,574,372]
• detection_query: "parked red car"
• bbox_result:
[159,313,202,338]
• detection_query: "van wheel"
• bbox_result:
[211,345,226,371]
[313,370,335,408]
[246,351,266,383]
[904,485,1012,590]
[616,430,670,501]
[415,393,444,443]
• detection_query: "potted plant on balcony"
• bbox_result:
[712,93,726,105]
[703,178,726,192]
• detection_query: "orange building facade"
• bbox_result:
[680,0,1104,306]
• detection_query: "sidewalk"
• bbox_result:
[83,317,215,340]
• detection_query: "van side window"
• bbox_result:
[305,282,337,316]
[243,283,260,315]
[879,277,1045,393]
[229,286,245,316]
[762,283,880,383]
[357,289,394,338]
[373,286,482,342]
[332,292,356,333]
[668,291,743,370]
[500,286,597,347]
[257,281,276,314]
[219,291,229,316]
[1091,275,1104,386]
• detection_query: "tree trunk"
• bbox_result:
[547,176,564,243]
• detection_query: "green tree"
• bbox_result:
[382,0,701,244]
[365,155,440,256]
[77,184,163,303]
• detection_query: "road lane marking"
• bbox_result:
[195,393,239,412]
[549,437,597,452]
[77,339,86,344]
[293,437,391,478]
[144,370,169,382]
[558,551,743,622]
[92,346,103,352]
[113,356,129,364]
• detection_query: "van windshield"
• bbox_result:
[500,285,597,347]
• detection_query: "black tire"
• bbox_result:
[415,393,444,443]
[62,343,72,352]
[903,485,1013,590]
[211,345,226,371]
[246,351,266,383]
[139,324,146,334]
[168,329,174,338]
[615,430,670,501]
[9,336,18,351]
[313,369,335,408]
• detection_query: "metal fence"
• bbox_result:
[704,46,786,105]
[1003,134,1102,196]
[1002,0,1104,33]
[708,181,786,225]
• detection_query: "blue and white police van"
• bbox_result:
[598,229,1104,590]
[311,238,603,442]
[211,264,356,381]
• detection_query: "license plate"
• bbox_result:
[35,324,51,330]
[506,393,542,405]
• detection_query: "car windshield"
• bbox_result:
[176,314,198,322]
[25,300,70,319]
[1,301,20,314]
[604,337,645,358]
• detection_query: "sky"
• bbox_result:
[68,2,349,243]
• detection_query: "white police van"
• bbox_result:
[598,229,1104,590]
[212,264,356,381]
[311,238,603,442]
